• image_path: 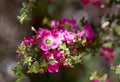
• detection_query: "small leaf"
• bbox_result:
[58,43,67,50]
[23,55,33,65]
[31,26,36,31]
[27,64,40,73]
[42,17,50,25]
[115,25,120,35]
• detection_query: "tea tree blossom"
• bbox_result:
[100,46,114,61]
[64,31,76,44]
[83,24,95,40]
[59,18,78,31]
[38,29,60,51]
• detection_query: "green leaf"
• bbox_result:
[115,25,120,35]
[90,71,97,80]
[31,26,36,31]
[42,17,50,25]
[99,74,107,81]
[12,65,26,82]
[18,1,36,24]
[23,55,33,65]
[58,43,67,50]
[27,64,40,73]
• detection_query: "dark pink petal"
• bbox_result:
[109,55,114,60]
[81,0,90,4]
[24,36,35,45]
[105,78,111,82]
[86,31,95,40]
[42,29,51,37]
[70,19,77,25]
[84,24,95,40]
[100,52,106,57]
[100,46,114,61]
[41,45,50,51]
[48,63,59,73]
[77,31,85,37]
[102,47,114,53]
[84,24,93,31]
[64,65,71,69]
[105,56,111,61]
[92,1,101,6]
[94,79,99,82]
[47,0,52,2]
[59,19,67,24]
[43,52,52,60]
[53,50,64,60]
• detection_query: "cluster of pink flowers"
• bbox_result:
[23,18,96,73]
[81,0,101,6]
[100,46,114,61]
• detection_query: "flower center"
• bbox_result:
[45,39,52,45]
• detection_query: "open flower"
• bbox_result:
[59,18,78,31]
[47,60,59,73]
[57,30,66,42]
[100,46,114,61]
[38,29,60,51]
[83,24,95,40]
[64,31,76,43]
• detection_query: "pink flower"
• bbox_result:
[38,29,60,51]
[105,78,111,82]
[36,28,47,38]
[47,61,59,73]
[50,20,57,28]
[93,79,99,82]
[43,52,52,60]
[64,31,76,43]
[83,24,95,40]
[59,18,78,31]
[77,31,85,38]
[81,0,101,6]
[53,50,64,60]
[57,30,66,41]
[100,46,114,61]
[24,36,35,45]
[92,1,101,6]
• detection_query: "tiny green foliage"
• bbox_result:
[17,1,36,24]
[115,25,120,35]
[12,62,26,82]
[90,71,108,82]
